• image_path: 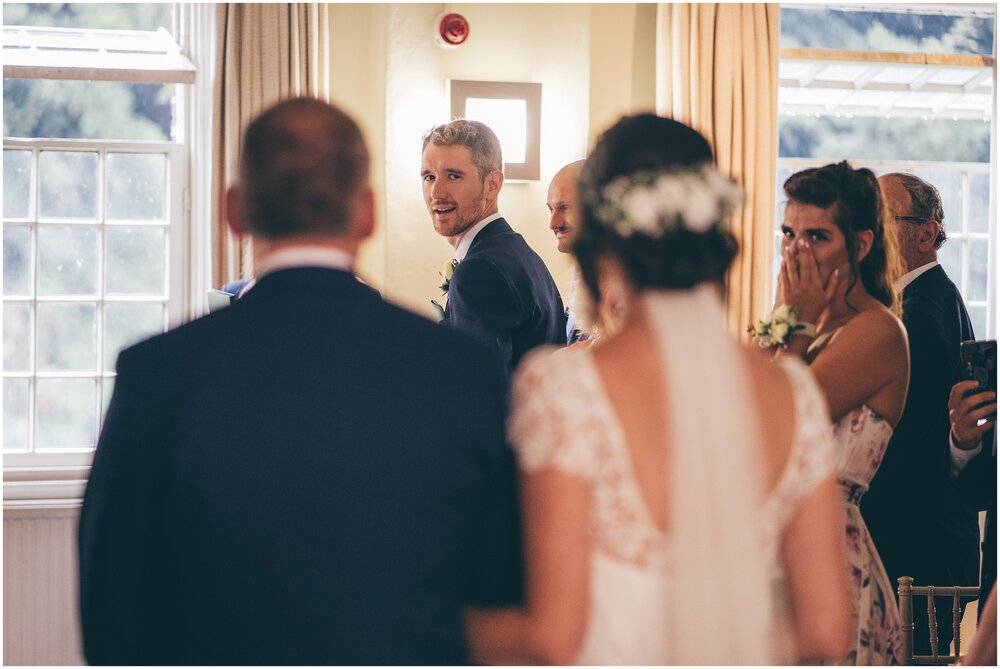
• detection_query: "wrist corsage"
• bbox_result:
[749,305,816,348]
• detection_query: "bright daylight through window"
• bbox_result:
[3,3,189,483]
[776,4,996,338]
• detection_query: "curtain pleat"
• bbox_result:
[211,3,330,287]
[656,3,779,340]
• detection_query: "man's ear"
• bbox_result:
[226,186,249,236]
[354,186,376,241]
[485,169,504,199]
[855,229,875,262]
[917,220,941,252]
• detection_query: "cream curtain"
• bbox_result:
[212,3,330,287]
[656,3,780,339]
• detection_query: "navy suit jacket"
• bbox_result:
[862,265,979,591]
[79,267,523,665]
[443,218,566,378]
[955,430,996,604]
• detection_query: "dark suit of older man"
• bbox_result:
[862,264,977,653]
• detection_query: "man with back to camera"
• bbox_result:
[861,172,978,656]
[546,160,590,344]
[78,97,523,665]
[421,119,566,378]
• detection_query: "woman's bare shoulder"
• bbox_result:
[836,304,906,348]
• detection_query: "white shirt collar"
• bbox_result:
[255,245,355,278]
[894,260,939,292]
[453,213,502,262]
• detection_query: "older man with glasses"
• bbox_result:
[861,172,979,657]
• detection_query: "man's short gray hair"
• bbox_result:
[421,119,503,181]
[885,172,947,249]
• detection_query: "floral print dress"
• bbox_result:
[828,406,903,665]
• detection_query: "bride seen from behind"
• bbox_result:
[763,162,909,664]
[465,115,852,665]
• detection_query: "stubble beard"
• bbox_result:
[432,192,486,240]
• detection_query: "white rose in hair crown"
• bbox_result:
[591,164,743,238]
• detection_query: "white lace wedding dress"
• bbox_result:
[508,287,838,665]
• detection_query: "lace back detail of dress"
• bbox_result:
[510,345,667,568]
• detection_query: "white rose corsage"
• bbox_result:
[750,305,816,348]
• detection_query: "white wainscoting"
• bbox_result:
[4,504,85,666]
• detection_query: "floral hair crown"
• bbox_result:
[591,163,743,238]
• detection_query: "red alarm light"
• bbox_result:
[434,12,469,49]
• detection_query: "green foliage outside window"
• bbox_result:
[3,3,174,141]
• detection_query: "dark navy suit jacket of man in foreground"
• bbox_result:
[78,97,523,665]
[421,119,566,379]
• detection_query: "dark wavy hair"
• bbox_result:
[782,161,902,316]
[575,114,738,303]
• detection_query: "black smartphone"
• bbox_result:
[960,339,997,422]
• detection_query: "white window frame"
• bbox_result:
[3,4,215,505]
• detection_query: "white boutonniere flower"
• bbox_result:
[439,258,458,294]
[431,259,459,322]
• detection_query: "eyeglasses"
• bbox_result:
[894,215,930,223]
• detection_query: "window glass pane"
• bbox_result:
[37,225,98,295]
[969,172,990,233]
[105,227,165,295]
[3,3,173,33]
[3,226,32,295]
[38,151,98,218]
[778,117,990,163]
[101,376,115,419]
[3,149,31,218]
[780,8,994,55]
[107,153,166,220]
[969,306,987,340]
[4,378,30,452]
[3,301,32,371]
[938,238,961,284]
[36,302,96,371]
[104,303,163,372]
[4,81,175,141]
[35,377,95,449]
[968,240,989,302]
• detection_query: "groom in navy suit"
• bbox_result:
[421,119,566,378]
[79,98,522,665]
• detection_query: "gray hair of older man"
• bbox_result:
[884,172,947,249]
[421,119,503,181]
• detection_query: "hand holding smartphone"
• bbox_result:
[960,339,997,423]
